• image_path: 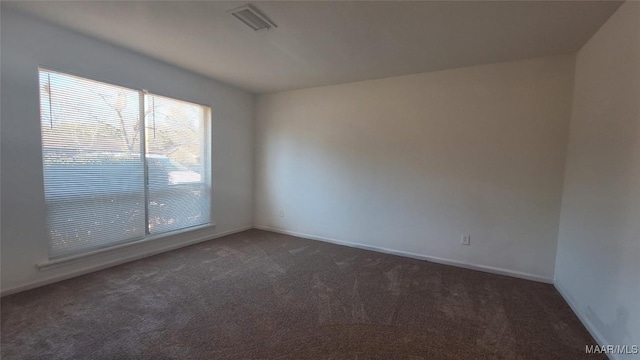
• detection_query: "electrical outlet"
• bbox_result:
[461,234,471,245]
[279,209,285,218]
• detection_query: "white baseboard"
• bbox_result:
[254,225,554,284]
[0,225,253,297]
[554,279,616,360]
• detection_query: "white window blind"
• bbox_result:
[145,94,211,235]
[39,69,211,259]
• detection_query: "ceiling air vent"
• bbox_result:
[229,5,277,31]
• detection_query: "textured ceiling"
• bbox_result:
[4,1,623,94]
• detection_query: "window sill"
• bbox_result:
[37,223,216,271]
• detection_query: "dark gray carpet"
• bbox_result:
[1,229,602,359]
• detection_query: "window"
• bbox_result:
[39,69,211,259]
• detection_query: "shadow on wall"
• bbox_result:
[586,307,632,345]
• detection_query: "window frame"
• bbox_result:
[37,67,214,263]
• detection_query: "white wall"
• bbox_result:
[255,55,575,282]
[0,9,255,294]
[555,1,640,356]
